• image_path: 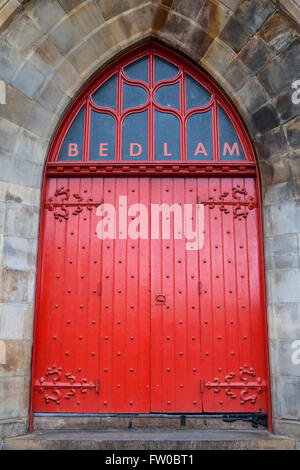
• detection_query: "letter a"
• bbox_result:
[194,142,208,157]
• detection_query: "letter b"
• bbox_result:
[68,143,79,157]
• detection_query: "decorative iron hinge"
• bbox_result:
[198,185,257,220]
[45,186,103,221]
[34,366,97,404]
[205,365,267,405]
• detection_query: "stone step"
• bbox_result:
[4,429,295,450]
[32,414,268,431]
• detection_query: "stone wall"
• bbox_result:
[0,0,299,447]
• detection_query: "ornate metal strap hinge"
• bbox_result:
[205,365,267,405]
[34,366,98,404]
[45,186,103,221]
[199,185,257,220]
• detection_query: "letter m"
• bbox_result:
[223,142,240,157]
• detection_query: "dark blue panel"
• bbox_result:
[92,74,117,109]
[122,111,148,161]
[124,56,148,82]
[123,83,148,110]
[187,112,213,161]
[155,111,180,161]
[218,105,245,160]
[186,74,211,110]
[89,111,115,161]
[155,82,180,110]
[58,106,85,162]
[155,56,179,82]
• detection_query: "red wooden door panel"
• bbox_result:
[197,176,268,413]
[150,177,203,412]
[33,175,268,414]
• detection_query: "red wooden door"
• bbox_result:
[33,175,268,414]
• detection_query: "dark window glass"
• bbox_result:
[58,106,85,161]
[124,56,148,82]
[122,111,148,161]
[155,56,179,82]
[123,83,148,110]
[218,105,245,160]
[155,82,180,110]
[89,111,115,161]
[187,112,213,161]
[92,74,117,109]
[186,74,211,110]
[155,111,180,161]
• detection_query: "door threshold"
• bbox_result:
[33,412,268,429]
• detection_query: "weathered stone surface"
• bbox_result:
[26,0,66,34]
[235,0,275,32]
[4,203,39,238]
[238,78,268,113]
[57,0,84,13]
[68,37,101,76]
[13,61,45,99]
[270,339,300,377]
[95,0,131,22]
[254,126,289,160]
[0,152,12,183]
[13,128,47,166]
[0,38,24,83]
[268,267,300,304]
[197,0,232,37]
[0,303,34,340]
[0,340,32,377]
[0,376,29,419]
[279,38,300,81]
[34,79,68,115]
[201,38,235,75]
[0,0,21,32]
[275,87,300,123]
[285,116,300,150]
[257,59,289,97]
[239,37,270,74]
[0,118,19,155]
[48,17,83,56]
[224,58,251,92]
[272,232,299,269]
[30,38,65,77]
[184,25,214,60]
[1,236,37,271]
[276,377,300,420]
[68,2,105,36]
[172,0,205,19]
[252,103,280,133]
[217,0,240,10]
[51,59,82,97]
[2,13,43,55]
[264,182,295,205]
[0,268,35,303]
[259,11,298,54]
[270,302,300,340]
[268,155,292,185]
[219,16,253,53]
[3,429,296,450]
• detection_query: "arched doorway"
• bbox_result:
[31,42,271,423]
